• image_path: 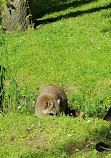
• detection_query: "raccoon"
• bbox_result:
[35,85,84,118]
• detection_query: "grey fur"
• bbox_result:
[35,85,68,117]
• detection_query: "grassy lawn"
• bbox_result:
[0,113,111,158]
[0,0,111,157]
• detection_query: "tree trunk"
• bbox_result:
[1,0,30,31]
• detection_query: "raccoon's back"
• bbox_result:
[38,85,67,102]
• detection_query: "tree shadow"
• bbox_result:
[30,0,98,19]
[33,2,111,28]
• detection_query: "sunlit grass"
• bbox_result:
[0,0,111,157]
[1,1,111,116]
[0,113,110,158]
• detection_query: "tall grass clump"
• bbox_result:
[0,32,35,114]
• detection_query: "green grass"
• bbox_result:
[0,113,111,158]
[0,0,111,157]
[1,0,111,116]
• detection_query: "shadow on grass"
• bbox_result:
[30,0,98,19]
[0,65,5,111]
[33,3,111,28]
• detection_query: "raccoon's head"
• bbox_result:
[43,99,60,116]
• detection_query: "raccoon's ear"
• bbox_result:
[57,99,60,105]
[48,101,53,108]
